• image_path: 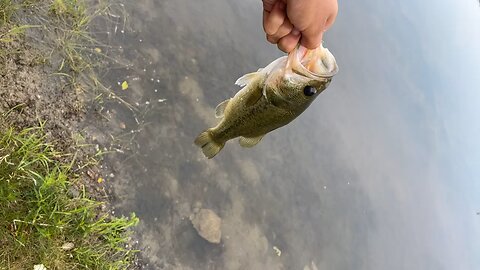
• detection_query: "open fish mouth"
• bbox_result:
[295,45,338,79]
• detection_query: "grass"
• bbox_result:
[47,0,106,74]
[1,0,133,106]
[1,0,115,73]
[0,126,139,269]
[0,1,141,269]
[0,0,14,26]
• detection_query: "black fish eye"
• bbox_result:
[303,86,317,96]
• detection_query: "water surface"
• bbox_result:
[88,0,480,269]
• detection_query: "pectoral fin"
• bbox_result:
[215,99,230,118]
[239,134,265,148]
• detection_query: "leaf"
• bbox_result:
[97,177,104,183]
[121,81,128,90]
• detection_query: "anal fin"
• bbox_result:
[239,134,265,148]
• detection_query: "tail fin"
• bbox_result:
[194,130,224,159]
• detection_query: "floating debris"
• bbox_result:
[273,246,282,256]
[121,81,128,90]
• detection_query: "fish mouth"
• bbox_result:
[293,45,338,79]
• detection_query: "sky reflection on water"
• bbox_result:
[96,0,480,269]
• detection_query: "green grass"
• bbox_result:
[0,0,15,26]
[1,0,110,73]
[48,0,105,74]
[0,127,139,269]
[1,0,132,107]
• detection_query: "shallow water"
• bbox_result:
[87,0,480,269]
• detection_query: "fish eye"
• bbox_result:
[303,86,317,96]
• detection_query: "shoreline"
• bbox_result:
[0,1,140,268]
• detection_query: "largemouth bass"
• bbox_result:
[195,45,338,158]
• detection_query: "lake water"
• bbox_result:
[86,0,480,269]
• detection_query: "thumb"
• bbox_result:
[300,28,323,49]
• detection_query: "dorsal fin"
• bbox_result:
[235,72,259,87]
[215,99,230,118]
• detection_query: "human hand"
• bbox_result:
[262,0,338,53]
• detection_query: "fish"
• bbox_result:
[194,44,338,159]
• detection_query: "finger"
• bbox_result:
[263,1,286,35]
[277,32,301,53]
[266,33,277,44]
[323,13,337,32]
[299,26,323,49]
[299,14,337,49]
[286,0,338,49]
[274,19,294,40]
[300,12,337,49]
[262,0,277,12]
[266,19,294,43]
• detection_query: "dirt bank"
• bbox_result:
[0,26,85,151]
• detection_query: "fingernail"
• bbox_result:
[291,28,300,36]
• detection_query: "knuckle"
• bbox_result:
[265,26,277,35]
[266,35,277,44]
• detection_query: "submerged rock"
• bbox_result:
[190,208,221,244]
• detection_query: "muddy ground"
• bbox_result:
[0,27,83,145]
[0,24,117,213]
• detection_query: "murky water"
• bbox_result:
[86,0,480,269]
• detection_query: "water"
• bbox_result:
[87,0,480,269]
